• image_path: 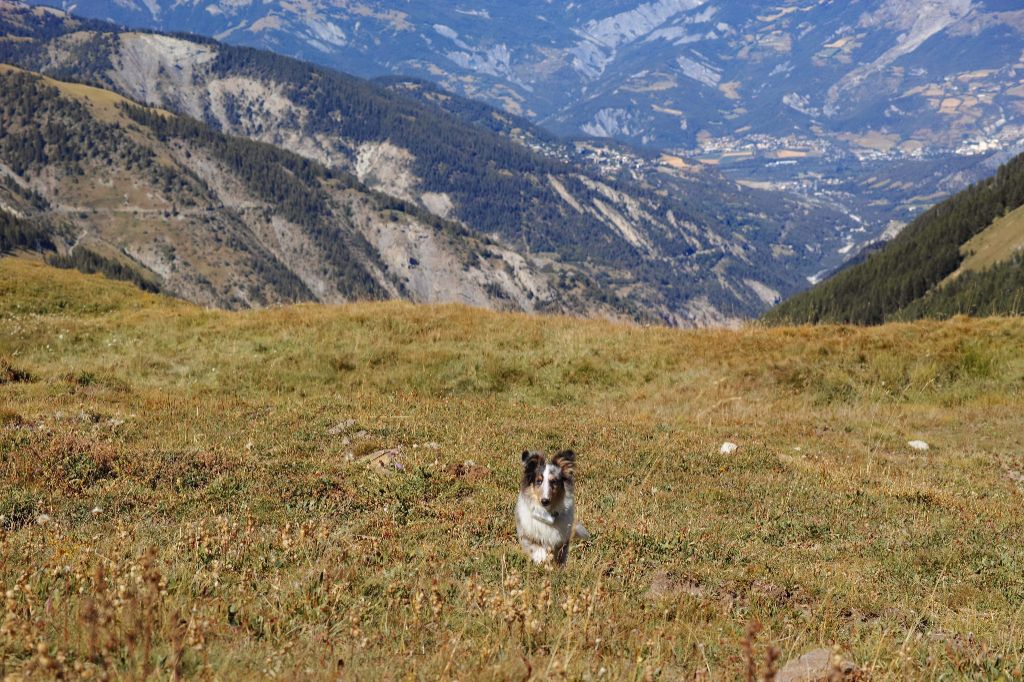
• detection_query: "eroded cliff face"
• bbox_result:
[0,65,590,316]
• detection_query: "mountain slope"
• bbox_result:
[0,65,599,311]
[40,0,1024,247]
[764,151,1024,325]
[0,1,872,324]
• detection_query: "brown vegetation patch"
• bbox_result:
[0,408,24,426]
[8,430,120,493]
[445,460,491,482]
[0,356,32,384]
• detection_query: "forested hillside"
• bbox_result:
[0,66,609,312]
[894,255,1024,321]
[0,211,49,254]
[765,152,1024,325]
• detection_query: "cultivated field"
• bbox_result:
[1,257,1023,679]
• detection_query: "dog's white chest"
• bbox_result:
[516,495,572,549]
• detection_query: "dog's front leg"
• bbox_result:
[530,545,551,564]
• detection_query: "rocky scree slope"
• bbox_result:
[0,66,578,312]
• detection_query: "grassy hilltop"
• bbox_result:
[1,256,1023,679]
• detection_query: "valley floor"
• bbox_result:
[1,257,1022,679]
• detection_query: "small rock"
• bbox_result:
[1005,465,1024,485]
[776,647,859,682]
[908,440,930,451]
[359,448,404,474]
[35,514,51,526]
[328,419,357,435]
[91,507,103,516]
[720,442,738,455]
[645,570,705,601]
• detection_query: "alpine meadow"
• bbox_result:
[4,0,1024,680]
[2,258,1023,679]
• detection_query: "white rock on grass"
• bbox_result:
[908,440,930,451]
[720,442,738,455]
[777,647,858,682]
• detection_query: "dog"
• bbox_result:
[515,449,590,565]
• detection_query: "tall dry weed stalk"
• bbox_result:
[743,619,781,682]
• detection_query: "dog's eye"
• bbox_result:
[535,478,543,485]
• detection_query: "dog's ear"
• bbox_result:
[553,449,575,480]
[521,451,543,485]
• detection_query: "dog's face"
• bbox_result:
[521,450,575,509]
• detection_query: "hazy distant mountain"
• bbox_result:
[1,2,869,322]
[44,0,1024,151]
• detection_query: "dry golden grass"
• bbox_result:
[0,64,175,126]
[1,257,1024,679]
[955,203,1024,275]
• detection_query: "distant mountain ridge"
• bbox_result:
[0,1,864,323]
[30,0,1024,274]
[42,0,1024,152]
[764,151,1024,324]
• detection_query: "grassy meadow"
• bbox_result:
[1,256,1023,679]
